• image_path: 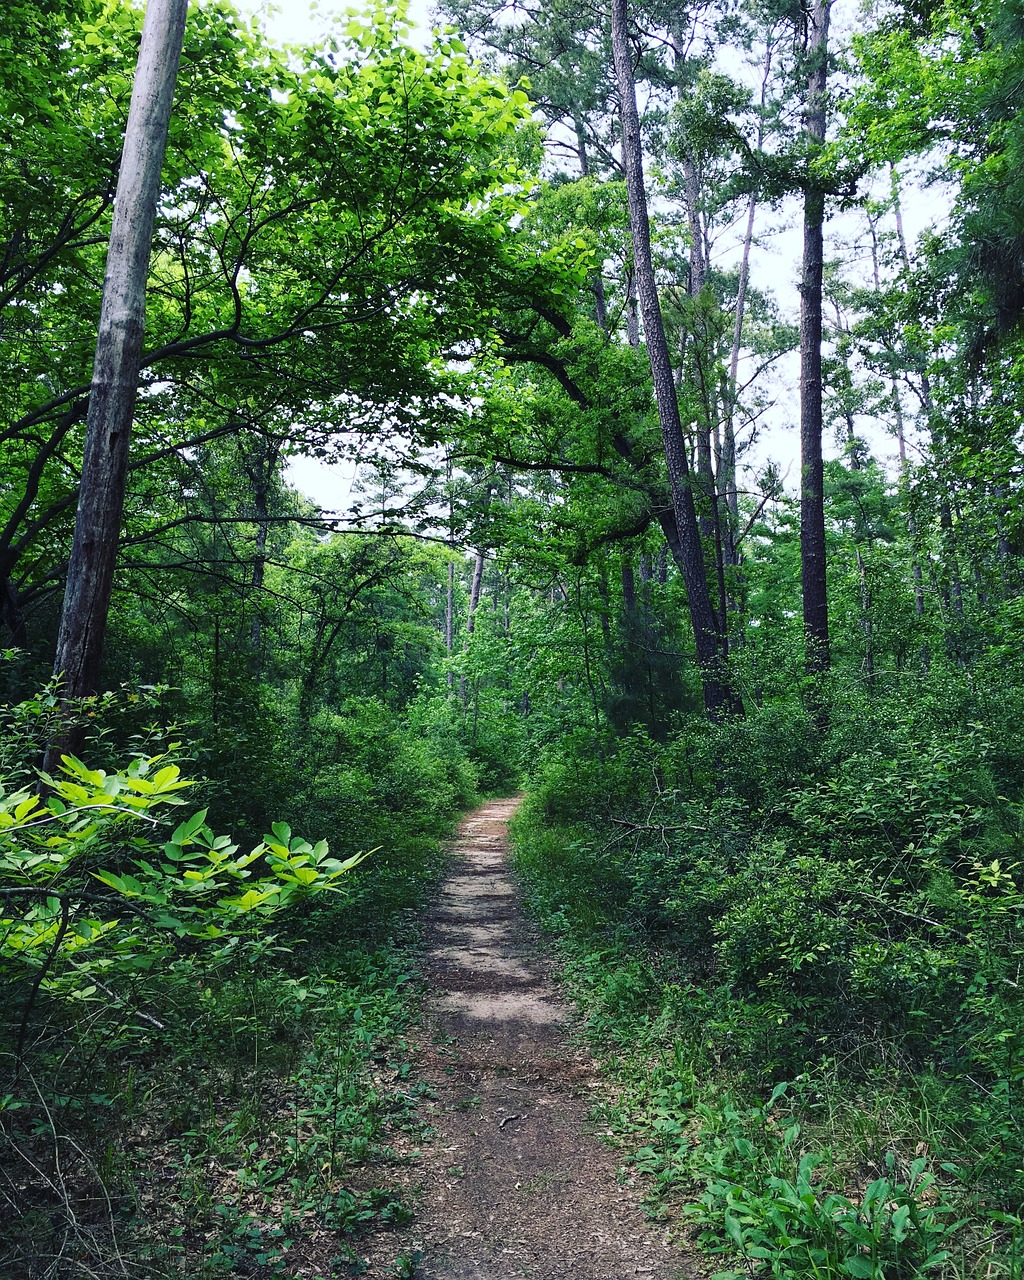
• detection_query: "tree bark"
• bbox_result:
[721,37,773,559]
[446,558,455,690]
[1,575,26,647]
[467,550,485,634]
[621,560,636,617]
[799,0,831,679]
[721,186,756,558]
[242,434,282,656]
[50,0,188,710]
[610,0,741,719]
[459,549,486,708]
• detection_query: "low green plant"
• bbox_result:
[511,702,1024,1279]
[686,1086,963,1280]
[0,751,367,1022]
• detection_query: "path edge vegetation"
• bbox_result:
[5,0,1024,1275]
[509,742,1024,1280]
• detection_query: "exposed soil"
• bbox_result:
[369,797,695,1280]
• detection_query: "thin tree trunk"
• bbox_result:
[890,166,935,664]
[621,561,636,617]
[575,116,608,331]
[243,435,281,656]
[460,549,485,707]
[625,269,640,349]
[680,155,706,297]
[1,575,27,647]
[467,550,485,633]
[721,188,756,550]
[856,545,875,693]
[722,39,772,542]
[610,0,741,719]
[446,558,455,691]
[892,383,926,619]
[674,50,718,556]
[50,0,188,716]
[799,0,831,680]
[597,568,612,646]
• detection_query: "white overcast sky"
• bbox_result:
[231,0,947,509]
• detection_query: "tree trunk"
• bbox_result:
[446,557,455,691]
[1,575,27,647]
[671,32,719,564]
[621,560,636,617]
[50,0,188,715]
[721,186,756,562]
[243,434,281,657]
[460,549,485,708]
[467,550,485,633]
[625,269,640,349]
[721,37,773,567]
[799,0,831,680]
[856,545,875,693]
[610,0,741,719]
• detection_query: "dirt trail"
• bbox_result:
[394,796,693,1280]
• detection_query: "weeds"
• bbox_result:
[0,766,454,1277]
[511,709,1024,1280]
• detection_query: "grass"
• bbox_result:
[0,832,452,1279]
[509,800,1024,1280]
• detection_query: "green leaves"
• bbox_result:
[0,748,371,996]
[687,1109,959,1280]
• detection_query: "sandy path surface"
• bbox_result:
[397,796,693,1280]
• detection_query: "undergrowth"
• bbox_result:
[511,679,1024,1280]
[1,844,446,1279]
[0,685,472,1278]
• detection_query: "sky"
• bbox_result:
[232,0,947,510]
[233,0,432,511]
[236,0,435,49]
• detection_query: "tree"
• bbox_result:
[0,4,534,673]
[799,0,832,680]
[52,0,189,708]
[610,0,741,718]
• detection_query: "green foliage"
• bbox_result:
[687,1102,961,1280]
[512,676,1024,1275]
[0,672,463,1276]
[0,750,366,1005]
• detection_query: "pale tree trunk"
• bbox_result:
[856,545,875,692]
[468,550,485,632]
[243,434,282,656]
[50,0,188,719]
[721,188,756,556]
[722,39,774,574]
[446,558,455,689]
[872,184,926,624]
[799,0,831,680]
[459,549,485,708]
[892,166,953,660]
[716,41,776,654]
[893,383,926,621]
[625,269,640,348]
[670,21,718,558]
[574,115,609,331]
[610,0,741,719]
[679,155,706,296]
[681,151,717,547]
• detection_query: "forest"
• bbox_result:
[2,0,1023,1275]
